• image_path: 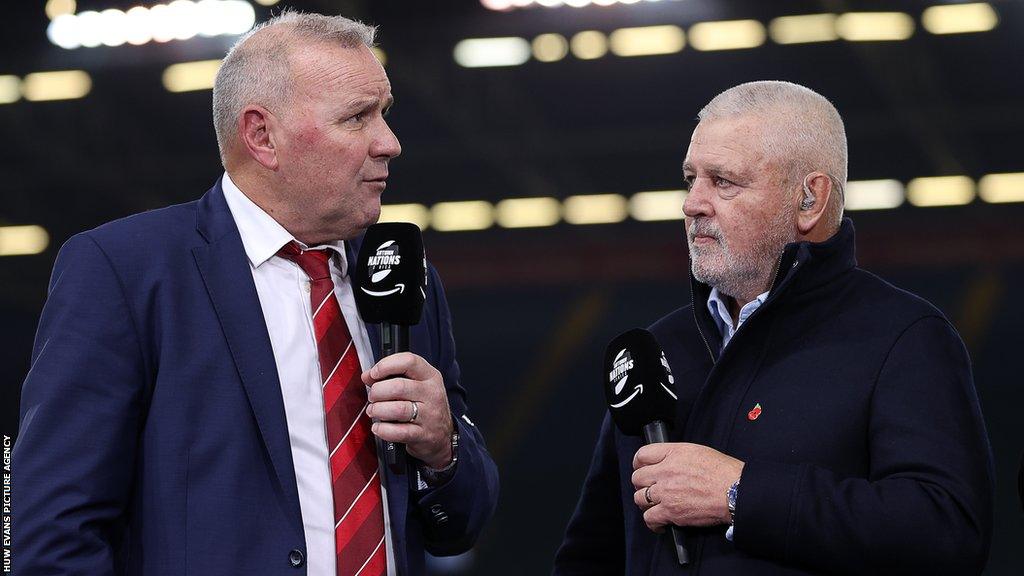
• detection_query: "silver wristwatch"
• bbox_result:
[727,478,740,525]
[420,431,459,486]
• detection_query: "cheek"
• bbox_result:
[718,211,758,250]
[297,130,330,159]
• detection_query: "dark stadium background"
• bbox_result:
[2,1,1022,573]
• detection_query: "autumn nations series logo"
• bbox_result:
[608,348,679,409]
[360,240,405,297]
[608,348,639,408]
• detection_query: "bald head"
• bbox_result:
[212,10,377,166]
[698,81,848,232]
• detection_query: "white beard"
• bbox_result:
[687,209,795,300]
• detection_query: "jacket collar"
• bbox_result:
[690,218,859,356]
[770,217,858,298]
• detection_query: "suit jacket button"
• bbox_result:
[289,549,305,568]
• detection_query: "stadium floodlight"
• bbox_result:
[431,201,495,232]
[379,204,431,230]
[98,9,129,47]
[836,12,915,41]
[0,76,21,105]
[922,3,998,35]
[532,34,570,62]
[496,197,562,228]
[454,37,532,68]
[162,60,222,92]
[907,176,975,207]
[844,180,904,210]
[609,25,684,57]
[769,14,839,45]
[564,194,629,225]
[979,173,1024,204]
[22,70,92,101]
[0,226,50,257]
[570,31,608,59]
[629,190,686,221]
[688,20,765,51]
[46,1,256,50]
[481,0,681,10]
[45,0,76,20]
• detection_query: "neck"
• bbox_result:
[719,278,771,326]
[227,169,335,246]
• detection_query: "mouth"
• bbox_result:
[363,176,388,190]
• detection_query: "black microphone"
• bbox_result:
[353,222,427,475]
[603,328,689,566]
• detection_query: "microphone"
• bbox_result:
[353,222,427,475]
[603,328,689,566]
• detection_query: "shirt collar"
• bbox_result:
[221,172,348,275]
[706,287,770,333]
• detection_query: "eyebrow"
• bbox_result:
[345,95,394,113]
[682,161,748,181]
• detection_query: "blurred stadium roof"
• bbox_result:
[2,0,1023,280]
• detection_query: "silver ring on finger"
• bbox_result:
[644,485,655,505]
[408,400,419,423]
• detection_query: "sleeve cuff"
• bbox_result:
[732,459,805,560]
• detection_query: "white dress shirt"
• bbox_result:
[222,173,397,576]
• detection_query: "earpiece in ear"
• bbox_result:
[800,181,815,211]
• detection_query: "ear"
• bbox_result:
[238,105,280,171]
[796,172,832,235]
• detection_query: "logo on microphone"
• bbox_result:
[658,352,679,400]
[609,348,642,408]
[361,240,406,297]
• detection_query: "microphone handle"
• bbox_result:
[381,322,410,475]
[642,420,691,566]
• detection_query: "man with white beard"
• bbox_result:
[555,81,994,575]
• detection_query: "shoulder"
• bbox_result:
[78,201,201,261]
[52,200,204,284]
[649,304,696,342]
[844,267,953,329]
[648,304,712,367]
[83,200,200,250]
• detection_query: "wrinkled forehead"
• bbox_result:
[685,114,774,168]
[690,113,774,145]
[288,41,390,94]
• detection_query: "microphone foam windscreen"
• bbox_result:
[603,328,679,436]
[353,222,426,325]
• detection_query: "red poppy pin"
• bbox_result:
[747,403,762,421]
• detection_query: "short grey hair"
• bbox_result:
[698,81,848,230]
[212,10,377,165]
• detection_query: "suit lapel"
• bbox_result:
[192,181,303,534]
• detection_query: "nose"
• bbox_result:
[370,118,402,160]
[682,178,714,219]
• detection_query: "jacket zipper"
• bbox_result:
[690,278,716,364]
[690,250,791,365]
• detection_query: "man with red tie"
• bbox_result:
[13,11,498,576]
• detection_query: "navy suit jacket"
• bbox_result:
[13,180,499,575]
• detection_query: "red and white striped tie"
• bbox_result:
[278,241,387,576]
